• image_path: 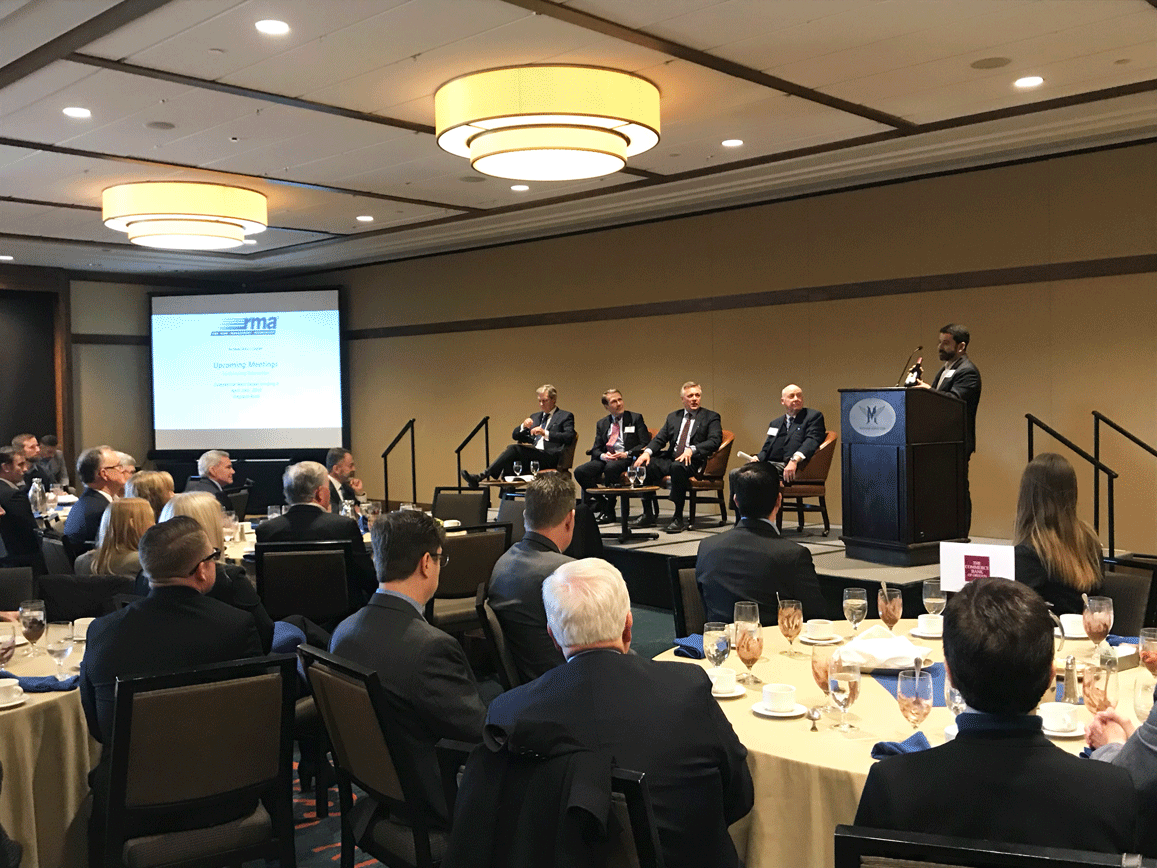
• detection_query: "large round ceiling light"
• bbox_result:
[102,182,268,250]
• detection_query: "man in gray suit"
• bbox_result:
[488,473,575,682]
[330,509,485,829]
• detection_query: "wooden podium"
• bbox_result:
[839,387,968,566]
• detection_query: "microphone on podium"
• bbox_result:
[895,346,923,387]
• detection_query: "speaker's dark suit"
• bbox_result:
[484,408,576,477]
[574,410,650,500]
[327,478,364,514]
[756,407,825,465]
[0,480,45,574]
[642,408,723,511]
[330,591,486,827]
[256,504,377,609]
[855,717,1137,854]
[932,355,981,534]
[183,476,233,511]
[486,648,753,868]
[696,519,827,624]
[487,531,570,682]
[62,487,110,550]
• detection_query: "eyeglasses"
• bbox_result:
[99,464,121,472]
[188,548,221,575]
[431,551,449,568]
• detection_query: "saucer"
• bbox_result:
[0,695,25,710]
[1054,627,1087,640]
[799,635,842,646]
[752,701,807,719]
[711,685,747,700]
[1042,723,1084,739]
[909,628,943,640]
[944,723,958,740]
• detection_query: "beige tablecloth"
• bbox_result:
[1,641,97,868]
[656,618,1146,868]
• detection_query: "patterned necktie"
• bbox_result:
[675,413,692,452]
[607,417,620,451]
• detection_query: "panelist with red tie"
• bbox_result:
[574,389,650,523]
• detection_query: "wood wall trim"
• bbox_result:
[72,334,149,346]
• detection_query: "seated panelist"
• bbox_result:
[461,384,575,487]
[573,388,649,522]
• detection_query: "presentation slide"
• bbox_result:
[152,290,344,450]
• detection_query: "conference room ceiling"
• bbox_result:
[0,0,1154,279]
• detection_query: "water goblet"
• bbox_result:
[0,624,15,668]
[19,599,45,657]
[945,676,967,716]
[897,669,933,729]
[1082,663,1118,714]
[843,588,867,633]
[362,501,382,525]
[512,461,523,478]
[1083,596,1114,656]
[530,460,540,475]
[878,587,903,631]
[703,622,730,670]
[922,579,946,615]
[45,622,74,680]
[778,599,803,658]
[1140,628,1157,677]
[810,645,834,710]
[733,601,762,685]
[828,653,861,732]
[1134,672,1156,722]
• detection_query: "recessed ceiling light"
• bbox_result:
[0,255,13,261]
[255,19,289,35]
[62,107,91,119]
[356,215,374,222]
[970,57,1011,70]
[721,139,743,147]
[510,184,529,192]
[1014,75,1044,89]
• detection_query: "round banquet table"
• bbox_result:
[0,638,98,868]
[655,617,1149,868]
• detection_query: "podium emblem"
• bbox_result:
[848,398,896,437]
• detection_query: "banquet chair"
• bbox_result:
[255,539,352,625]
[1101,569,1152,636]
[41,534,74,574]
[667,555,705,638]
[0,567,34,611]
[778,431,838,536]
[474,582,521,690]
[99,654,298,868]
[683,430,734,527]
[227,488,250,520]
[833,825,1150,867]
[36,574,135,621]
[495,496,526,545]
[425,523,512,635]
[299,644,447,868]
[432,486,489,526]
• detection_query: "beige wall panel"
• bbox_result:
[70,281,152,335]
[71,344,150,465]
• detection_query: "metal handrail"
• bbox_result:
[381,418,417,507]
[1093,411,1157,540]
[454,417,490,492]
[1026,413,1118,557]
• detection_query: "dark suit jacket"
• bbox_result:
[330,592,486,827]
[183,477,234,511]
[256,503,376,608]
[327,479,363,514]
[585,410,650,459]
[932,356,981,455]
[756,407,825,464]
[855,718,1138,853]
[0,481,45,574]
[696,519,827,624]
[488,532,571,682]
[62,487,110,550]
[512,409,576,459]
[646,408,723,467]
[486,649,753,868]
[22,463,52,492]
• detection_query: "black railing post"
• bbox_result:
[381,419,416,508]
[1090,410,1157,557]
[1027,416,1034,461]
[1107,475,1116,559]
[1093,413,1101,534]
[454,417,491,492]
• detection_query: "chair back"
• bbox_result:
[41,535,74,574]
[0,567,35,610]
[1102,569,1152,637]
[608,769,665,868]
[434,523,512,600]
[701,431,734,479]
[227,489,250,520]
[37,574,135,621]
[255,540,351,623]
[666,555,704,638]
[557,437,579,472]
[495,497,526,545]
[794,431,838,484]
[432,487,489,526]
[475,583,521,690]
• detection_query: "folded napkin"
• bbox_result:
[838,625,931,671]
[872,662,947,706]
[0,669,78,692]
[673,635,704,659]
[871,731,931,759]
[1108,634,1139,647]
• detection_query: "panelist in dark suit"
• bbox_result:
[256,461,377,610]
[573,388,650,522]
[698,463,826,625]
[0,447,46,574]
[330,510,485,829]
[461,384,576,487]
[324,447,368,513]
[63,445,126,551]
[486,558,753,868]
[855,577,1137,853]
[184,449,235,511]
[633,381,722,534]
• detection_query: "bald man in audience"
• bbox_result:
[185,449,235,510]
[63,445,126,551]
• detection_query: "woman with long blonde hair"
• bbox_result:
[75,497,154,577]
[125,470,174,521]
[1013,452,1103,614]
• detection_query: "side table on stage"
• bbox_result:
[479,478,530,500]
[590,486,660,543]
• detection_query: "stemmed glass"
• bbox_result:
[878,588,902,631]
[631,466,644,488]
[922,579,946,615]
[1134,672,1155,722]
[778,599,803,657]
[512,461,523,478]
[19,600,46,657]
[945,675,967,716]
[897,669,933,729]
[1083,596,1114,659]
[703,622,730,671]
[1139,628,1157,677]
[45,622,74,680]
[828,653,861,732]
[810,645,834,711]
[843,588,867,634]
[0,624,16,668]
[530,460,540,475]
[1082,662,1119,714]
[222,510,237,542]
[733,602,763,685]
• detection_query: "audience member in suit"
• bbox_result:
[325,447,369,514]
[697,463,826,625]
[0,446,47,574]
[855,577,1137,853]
[1088,694,1157,853]
[633,381,723,534]
[10,434,50,491]
[37,434,69,489]
[63,445,126,551]
[916,323,981,534]
[573,388,650,522]
[330,509,486,828]
[256,461,377,611]
[486,558,753,868]
[80,517,264,857]
[461,384,576,487]
[184,449,236,511]
[74,497,153,579]
[488,473,574,683]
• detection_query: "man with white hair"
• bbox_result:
[185,449,235,510]
[63,445,126,550]
[485,558,753,868]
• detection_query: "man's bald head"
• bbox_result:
[781,384,804,414]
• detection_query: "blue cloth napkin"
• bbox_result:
[871,662,947,706]
[871,731,931,759]
[673,634,704,659]
[1108,634,1139,647]
[0,669,78,692]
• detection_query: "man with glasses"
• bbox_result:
[63,445,128,551]
[330,509,486,830]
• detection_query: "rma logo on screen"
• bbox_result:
[210,316,278,336]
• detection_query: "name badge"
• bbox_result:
[768,427,779,436]
[624,426,635,433]
[942,369,956,378]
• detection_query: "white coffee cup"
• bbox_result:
[1038,701,1076,732]
[711,667,737,695]
[0,679,23,703]
[917,613,943,635]
[805,619,834,640]
[73,617,95,641]
[1060,613,1084,637]
[762,683,796,713]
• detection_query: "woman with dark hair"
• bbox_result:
[1013,452,1103,615]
